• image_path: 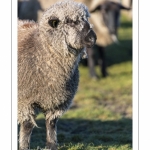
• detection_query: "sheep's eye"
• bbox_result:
[48,19,59,28]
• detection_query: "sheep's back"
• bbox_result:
[18,20,37,50]
[18,20,39,103]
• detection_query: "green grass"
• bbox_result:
[23,14,132,150]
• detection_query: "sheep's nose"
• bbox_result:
[85,29,97,48]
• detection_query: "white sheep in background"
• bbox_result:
[18,0,96,149]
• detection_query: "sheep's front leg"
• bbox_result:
[98,46,108,77]
[87,48,97,78]
[46,117,58,150]
[19,120,34,150]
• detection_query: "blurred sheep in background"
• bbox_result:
[18,0,44,21]
[78,0,131,78]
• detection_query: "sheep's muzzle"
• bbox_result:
[67,20,97,56]
[84,29,97,48]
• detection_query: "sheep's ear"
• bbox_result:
[119,4,131,10]
[48,18,60,28]
[90,5,102,13]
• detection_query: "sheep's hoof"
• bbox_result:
[45,143,57,150]
[91,75,99,80]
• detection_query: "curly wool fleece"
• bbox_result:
[18,0,91,125]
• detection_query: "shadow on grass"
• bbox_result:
[105,39,132,66]
[29,117,132,149]
[120,21,132,29]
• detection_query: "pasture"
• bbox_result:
[19,14,132,150]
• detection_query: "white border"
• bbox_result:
[12,0,18,150]
[133,0,139,149]
[0,0,12,149]
[138,0,150,150]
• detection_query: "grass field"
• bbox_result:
[21,14,132,150]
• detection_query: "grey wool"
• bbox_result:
[18,0,96,149]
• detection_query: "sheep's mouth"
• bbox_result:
[67,45,84,56]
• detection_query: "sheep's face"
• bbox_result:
[39,0,96,56]
[90,1,130,43]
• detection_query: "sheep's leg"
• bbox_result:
[19,120,34,150]
[87,48,98,79]
[46,117,58,150]
[98,46,108,77]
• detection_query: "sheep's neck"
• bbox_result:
[36,37,80,81]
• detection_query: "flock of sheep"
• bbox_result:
[18,0,131,149]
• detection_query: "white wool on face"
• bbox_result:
[38,0,93,54]
[41,0,90,23]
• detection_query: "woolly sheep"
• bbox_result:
[18,0,96,149]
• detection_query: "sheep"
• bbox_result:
[18,0,96,149]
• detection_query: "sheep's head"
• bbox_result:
[90,1,131,43]
[39,0,96,56]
